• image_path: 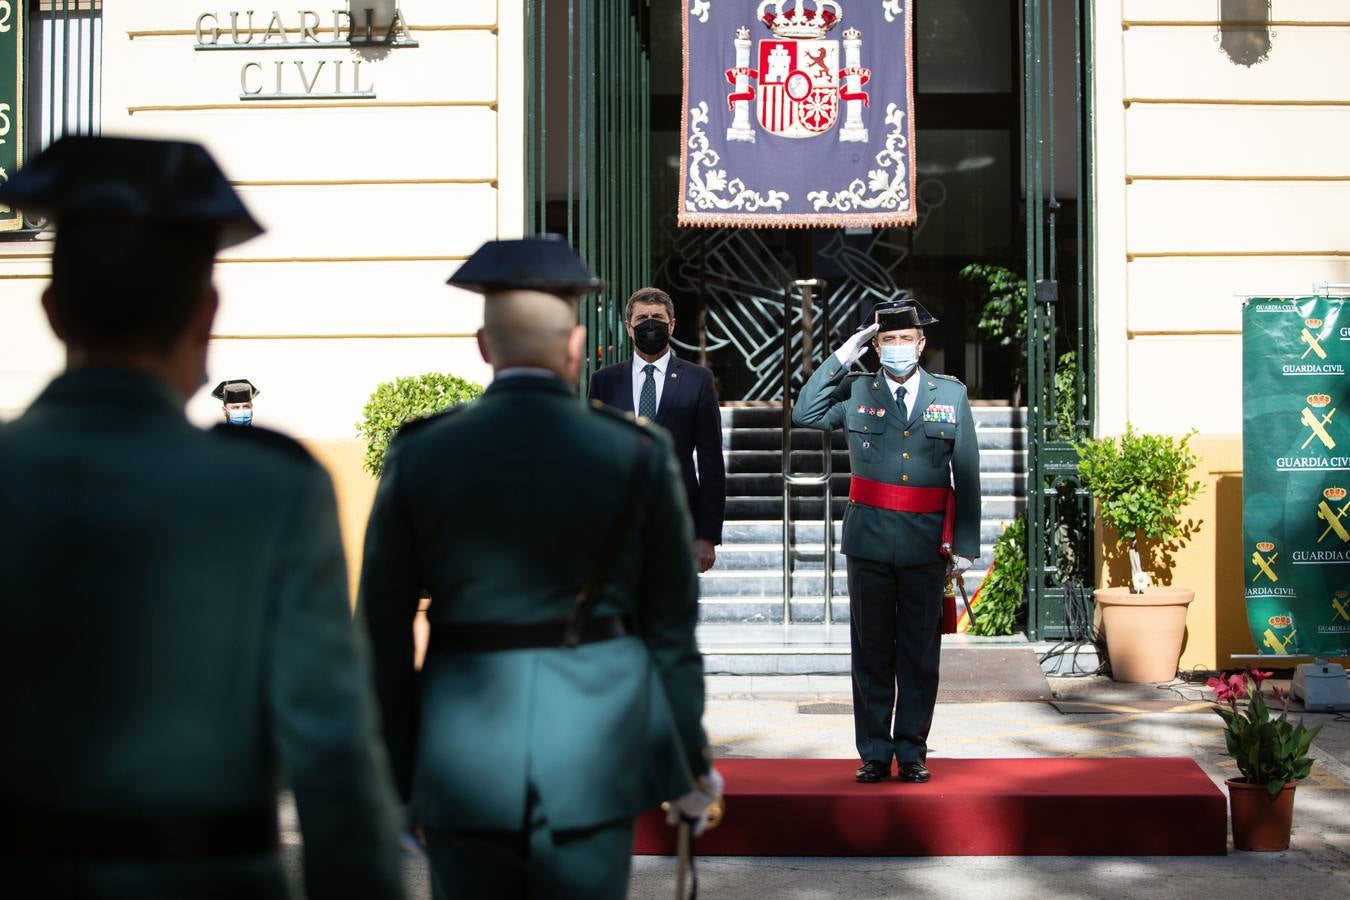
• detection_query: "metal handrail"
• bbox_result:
[781,279,835,625]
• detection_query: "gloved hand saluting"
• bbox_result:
[664,767,725,837]
[833,322,880,368]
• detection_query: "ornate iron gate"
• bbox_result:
[1023,0,1096,641]
[524,0,651,387]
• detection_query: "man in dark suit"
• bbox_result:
[0,137,405,898]
[587,287,726,572]
[360,238,719,900]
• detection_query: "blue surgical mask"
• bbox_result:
[879,344,918,377]
[226,409,254,427]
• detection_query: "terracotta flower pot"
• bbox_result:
[1094,586,1194,683]
[1227,778,1297,851]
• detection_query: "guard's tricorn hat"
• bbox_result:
[447,234,605,297]
[0,135,263,248]
[872,296,938,331]
[211,379,260,404]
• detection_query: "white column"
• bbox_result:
[839,28,867,143]
[726,26,756,143]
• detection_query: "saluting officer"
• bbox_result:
[793,299,980,785]
[359,236,720,900]
[0,137,405,897]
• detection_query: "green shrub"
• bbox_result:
[356,372,484,476]
[1075,424,1203,592]
[969,513,1026,636]
[961,263,1028,395]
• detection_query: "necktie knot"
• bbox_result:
[639,364,658,418]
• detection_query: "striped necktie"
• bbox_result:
[639,364,658,419]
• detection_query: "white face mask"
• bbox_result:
[879,344,918,377]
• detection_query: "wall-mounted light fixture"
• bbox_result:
[1216,0,1274,67]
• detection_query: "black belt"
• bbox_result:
[0,807,279,862]
[429,616,635,654]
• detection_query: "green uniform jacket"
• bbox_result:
[0,370,405,899]
[358,373,708,833]
[792,363,981,566]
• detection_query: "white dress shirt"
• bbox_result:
[882,366,922,420]
[631,350,672,414]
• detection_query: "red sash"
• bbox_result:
[848,475,956,555]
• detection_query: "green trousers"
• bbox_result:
[423,793,634,900]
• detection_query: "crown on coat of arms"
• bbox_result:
[757,0,843,39]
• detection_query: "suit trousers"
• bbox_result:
[423,788,634,900]
[846,556,947,765]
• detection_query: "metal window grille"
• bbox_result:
[28,0,101,151]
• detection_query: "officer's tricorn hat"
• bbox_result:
[447,234,606,298]
[872,297,938,331]
[211,379,260,404]
[0,135,263,249]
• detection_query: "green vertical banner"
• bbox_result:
[0,0,22,231]
[1244,296,1350,657]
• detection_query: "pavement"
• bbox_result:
[282,666,1350,899]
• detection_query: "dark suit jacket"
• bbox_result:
[588,355,726,544]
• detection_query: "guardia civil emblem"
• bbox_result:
[724,1,872,143]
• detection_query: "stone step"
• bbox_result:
[726,495,1025,521]
[724,426,1025,452]
[712,543,997,570]
[720,519,1019,544]
[725,472,1027,498]
[697,593,985,624]
[697,570,988,601]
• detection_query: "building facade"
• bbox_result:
[1,1,1347,669]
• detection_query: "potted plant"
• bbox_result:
[1075,425,1203,682]
[357,372,484,477]
[1208,668,1323,851]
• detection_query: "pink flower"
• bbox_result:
[1226,673,1249,699]
[1249,669,1273,685]
[1208,676,1233,703]
[1271,685,1289,705]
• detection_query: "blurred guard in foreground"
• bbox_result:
[0,137,406,900]
[360,236,719,900]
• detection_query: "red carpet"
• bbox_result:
[636,758,1226,856]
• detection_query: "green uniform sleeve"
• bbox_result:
[791,358,852,432]
[269,466,406,900]
[635,431,709,778]
[357,439,425,802]
[951,387,981,558]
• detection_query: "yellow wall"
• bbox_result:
[1091,2,1350,668]
[303,440,377,605]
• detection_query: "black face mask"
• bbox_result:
[633,319,670,355]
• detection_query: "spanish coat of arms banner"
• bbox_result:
[678,1,916,228]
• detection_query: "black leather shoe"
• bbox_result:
[898,761,931,783]
[855,760,891,783]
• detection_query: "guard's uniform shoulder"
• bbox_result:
[931,372,965,386]
[210,423,318,466]
[588,398,656,433]
[392,405,466,444]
